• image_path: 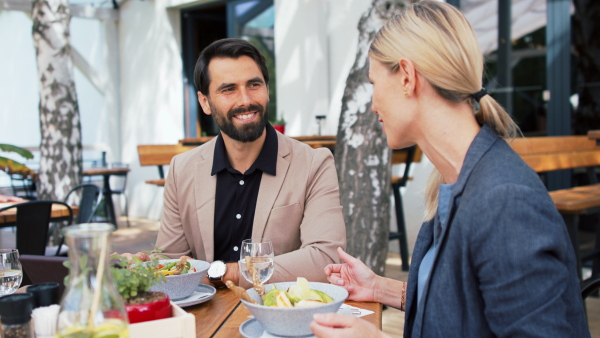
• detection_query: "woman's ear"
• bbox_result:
[398,58,416,96]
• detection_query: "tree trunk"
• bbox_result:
[334,0,406,275]
[32,0,82,201]
[572,0,600,134]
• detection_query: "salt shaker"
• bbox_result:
[0,293,34,338]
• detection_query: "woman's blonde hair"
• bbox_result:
[369,1,519,221]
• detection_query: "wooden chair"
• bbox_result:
[390,146,423,271]
[0,200,73,256]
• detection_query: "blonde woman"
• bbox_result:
[311,1,589,337]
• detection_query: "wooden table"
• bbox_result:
[186,288,382,337]
[0,202,79,225]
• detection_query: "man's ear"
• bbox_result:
[397,58,416,96]
[197,91,212,116]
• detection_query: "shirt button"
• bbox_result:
[236,214,241,219]
[239,180,245,185]
[233,246,239,252]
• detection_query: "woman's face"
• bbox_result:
[368,57,416,149]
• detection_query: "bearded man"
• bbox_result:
[151,39,346,288]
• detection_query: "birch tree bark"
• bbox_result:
[32,0,82,201]
[335,0,406,274]
[572,0,600,134]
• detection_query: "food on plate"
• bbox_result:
[156,256,197,276]
[263,277,334,308]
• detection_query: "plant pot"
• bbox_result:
[125,291,171,324]
[273,125,285,134]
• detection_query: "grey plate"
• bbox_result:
[172,284,216,308]
[239,318,315,338]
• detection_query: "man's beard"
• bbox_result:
[209,101,268,143]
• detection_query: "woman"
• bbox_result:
[310,1,589,337]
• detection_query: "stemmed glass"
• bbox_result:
[0,249,22,295]
[238,238,274,295]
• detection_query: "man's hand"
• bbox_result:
[310,313,389,338]
[119,252,151,262]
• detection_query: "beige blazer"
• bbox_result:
[156,132,346,286]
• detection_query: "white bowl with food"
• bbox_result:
[240,278,348,336]
[149,258,210,301]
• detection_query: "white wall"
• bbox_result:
[119,0,185,220]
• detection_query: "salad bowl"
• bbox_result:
[149,259,210,300]
[240,281,348,336]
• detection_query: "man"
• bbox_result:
[153,38,345,288]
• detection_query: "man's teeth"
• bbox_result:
[236,113,255,120]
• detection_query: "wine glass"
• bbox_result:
[238,238,274,295]
[0,249,22,295]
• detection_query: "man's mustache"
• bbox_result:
[228,104,264,118]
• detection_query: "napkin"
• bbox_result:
[337,304,374,317]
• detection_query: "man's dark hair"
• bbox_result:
[193,38,269,95]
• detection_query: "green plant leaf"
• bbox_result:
[0,144,33,160]
[0,157,31,173]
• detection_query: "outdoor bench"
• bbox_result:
[509,135,600,283]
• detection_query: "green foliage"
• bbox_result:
[110,254,165,300]
[0,143,33,173]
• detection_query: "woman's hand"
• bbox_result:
[310,313,389,338]
[324,247,378,302]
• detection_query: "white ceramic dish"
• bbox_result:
[172,284,216,308]
[239,318,316,338]
[149,259,210,300]
[240,281,348,337]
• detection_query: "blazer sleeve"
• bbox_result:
[467,183,586,337]
[155,156,193,258]
[269,148,346,284]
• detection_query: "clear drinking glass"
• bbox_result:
[0,249,22,296]
[238,238,274,293]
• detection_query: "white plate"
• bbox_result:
[239,318,315,338]
[172,284,216,308]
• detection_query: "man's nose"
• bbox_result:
[238,88,252,107]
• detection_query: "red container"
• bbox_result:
[273,125,285,134]
[125,292,171,324]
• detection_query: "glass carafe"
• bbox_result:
[56,223,128,338]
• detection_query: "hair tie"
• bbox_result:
[471,88,487,102]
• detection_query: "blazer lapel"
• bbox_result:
[252,133,290,239]
[194,139,217,262]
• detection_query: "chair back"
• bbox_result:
[64,183,102,223]
[0,200,73,255]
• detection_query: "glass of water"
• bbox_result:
[0,249,22,295]
[239,238,274,294]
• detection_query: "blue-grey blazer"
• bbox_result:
[404,125,589,337]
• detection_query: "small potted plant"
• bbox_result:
[110,254,171,324]
[273,115,286,134]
